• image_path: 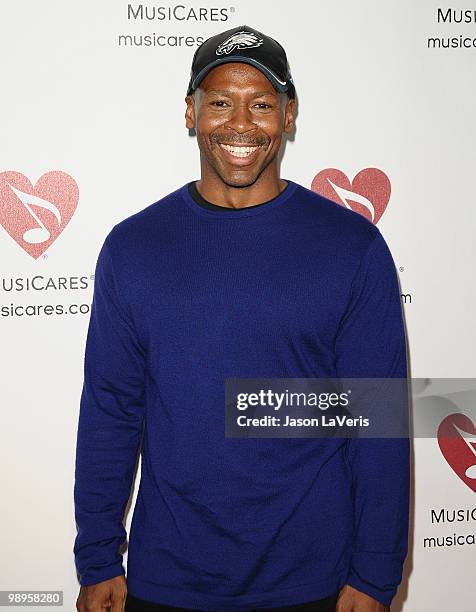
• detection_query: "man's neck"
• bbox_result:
[196,166,287,209]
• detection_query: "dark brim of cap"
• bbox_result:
[187,56,295,98]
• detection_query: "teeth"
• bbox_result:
[220,144,259,157]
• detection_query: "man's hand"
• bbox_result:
[76,575,127,612]
[336,584,390,612]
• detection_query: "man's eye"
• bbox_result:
[210,100,229,107]
[254,103,271,109]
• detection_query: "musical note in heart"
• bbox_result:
[453,424,476,479]
[438,413,476,493]
[325,181,376,222]
[310,168,391,224]
[6,183,62,244]
[0,170,79,259]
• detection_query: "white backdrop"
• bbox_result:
[1,1,475,610]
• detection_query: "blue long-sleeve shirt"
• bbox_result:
[73,179,410,610]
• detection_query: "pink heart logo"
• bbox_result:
[311,168,391,224]
[0,171,79,259]
[437,413,476,493]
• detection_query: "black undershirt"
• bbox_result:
[188,180,289,211]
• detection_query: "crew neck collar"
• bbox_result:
[188,180,288,212]
[180,179,298,219]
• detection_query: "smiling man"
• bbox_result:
[74,25,410,612]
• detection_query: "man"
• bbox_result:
[74,24,410,612]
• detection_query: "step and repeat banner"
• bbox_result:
[1,1,475,610]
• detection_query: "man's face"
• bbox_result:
[185,62,295,188]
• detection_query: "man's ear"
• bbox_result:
[283,97,296,134]
[185,95,196,130]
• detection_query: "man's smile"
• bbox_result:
[219,143,261,158]
[213,140,267,166]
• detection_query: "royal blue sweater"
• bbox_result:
[73,180,409,610]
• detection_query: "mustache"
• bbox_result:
[210,133,270,147]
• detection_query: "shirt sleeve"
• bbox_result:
[334,230,410,607]
[73,232,147,586]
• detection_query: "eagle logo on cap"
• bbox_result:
[216,31,264,55]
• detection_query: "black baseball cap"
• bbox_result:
[187,25,296,99]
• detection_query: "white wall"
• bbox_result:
[1,1,475,610]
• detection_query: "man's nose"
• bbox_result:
[224,104,256,134]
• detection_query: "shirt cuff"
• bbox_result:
[79,560,125,587]
[346,550,405,607]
